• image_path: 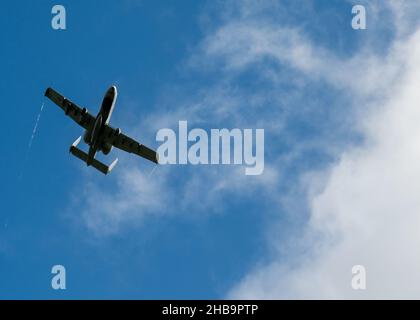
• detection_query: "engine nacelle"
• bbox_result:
[115,128,121,136]
[83,130,91,144]
[81,107,88,115]
[101,143,113,155]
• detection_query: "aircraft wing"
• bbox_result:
[44,87,96,131]
[103,125,159,164]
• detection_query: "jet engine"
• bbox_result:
[101,143,113,155]
[83,130,92,145]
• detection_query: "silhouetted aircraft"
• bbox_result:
[45,86,158,174]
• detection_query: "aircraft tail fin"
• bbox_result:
[69,137,118,175]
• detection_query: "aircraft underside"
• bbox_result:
[44,86,159,175]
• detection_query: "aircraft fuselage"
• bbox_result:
[86,86,118,165]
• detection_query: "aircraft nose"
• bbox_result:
[106,85,117,98]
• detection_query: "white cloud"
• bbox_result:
[387,0,420,37]
[79,165,171,236]
[73,0,420,299]
[199,19,404,97]
[76,2,360,234]
[227,2,420,299]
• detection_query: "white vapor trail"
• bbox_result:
[28,102,44,150]
[19,102,45,181]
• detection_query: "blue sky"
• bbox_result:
[2,0,419,299]
[2,0,270,299]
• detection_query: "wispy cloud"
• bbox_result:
[77,165,171,236]
[226,1,420,299]
[73,1,364,237]
[69,0,420,299]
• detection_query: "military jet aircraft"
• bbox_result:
[44,86,159,175]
